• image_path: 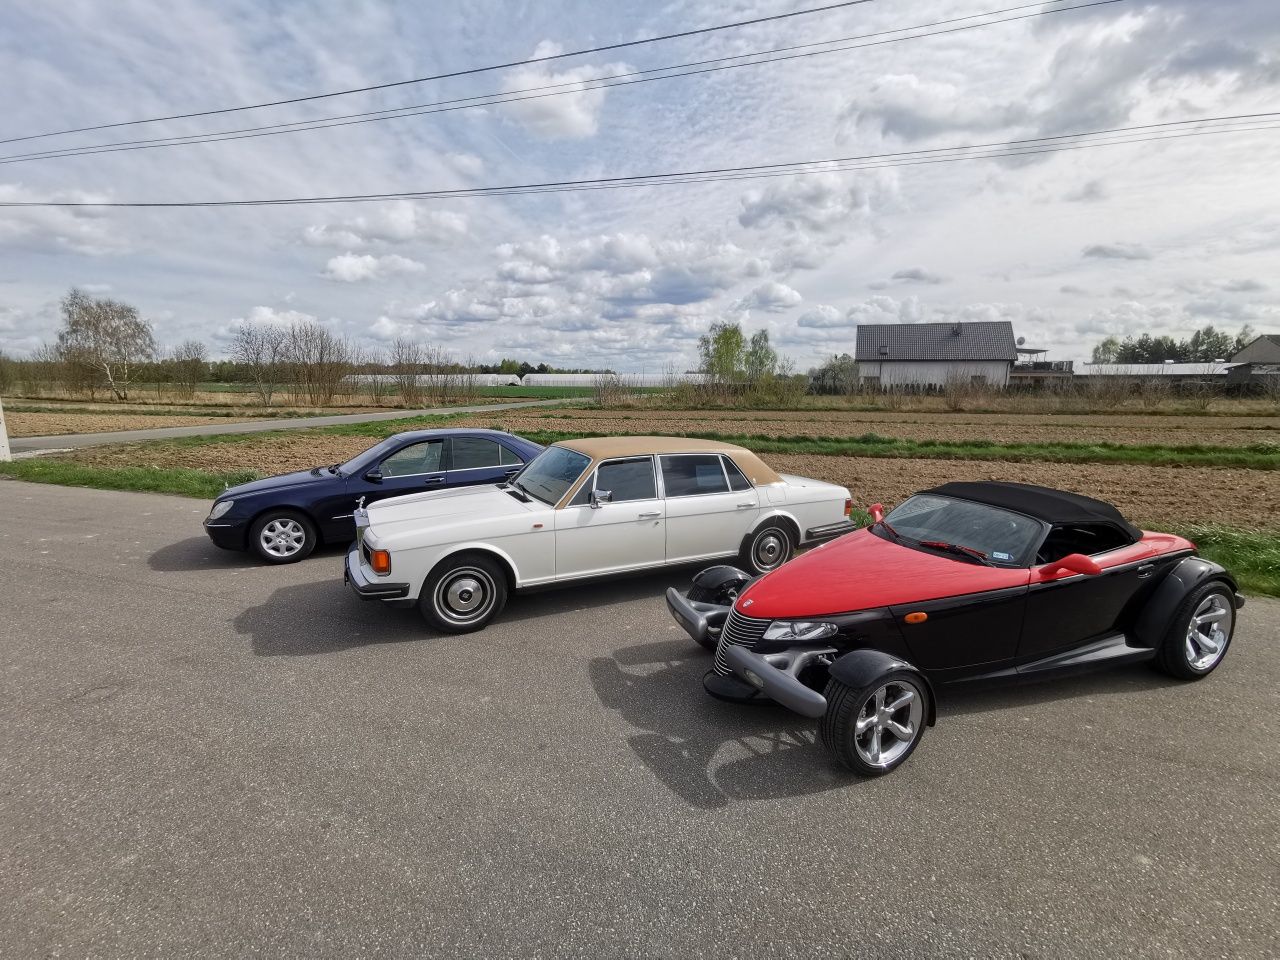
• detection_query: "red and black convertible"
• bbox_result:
[666,482,1244,776]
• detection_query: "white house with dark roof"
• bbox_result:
[854,321,1018,390]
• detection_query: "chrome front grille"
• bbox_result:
[714,609,770,675]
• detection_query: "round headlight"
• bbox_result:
[208,499,234,521]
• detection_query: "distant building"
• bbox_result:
[1226,334,1280,388]
[1010,346,1074,387]
[1081,362,1232,389]
[855,321,1018,390]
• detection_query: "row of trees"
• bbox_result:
[1090,325,1254,364]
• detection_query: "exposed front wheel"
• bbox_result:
[1155,581,1236,680]
[741,522,794,575]
[420,554,509,634]
[249,510,317,564]
[821,672,928,776]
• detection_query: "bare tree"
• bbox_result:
[55,288,157,400]
[287,320,351,406]
[171,339,208,400]
[230,321,289,406]
[390,337,426,405]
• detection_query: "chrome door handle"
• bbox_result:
[424,476,445,484]
[1137,563,1155,578]
[638,511,661,519]
[737,503,755,509]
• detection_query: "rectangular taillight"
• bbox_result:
[844,498,853,519]
[369,549,391,576]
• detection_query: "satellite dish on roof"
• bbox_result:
[1017,336,1026,346]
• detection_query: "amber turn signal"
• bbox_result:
[369,549,392,575]
[904,611,928,624]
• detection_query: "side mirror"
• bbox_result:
[364,468,383,484]
[869,503,885,523]
[1042,553,1102,577]
[590,489,613,509]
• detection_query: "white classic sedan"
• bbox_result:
[344,436,855,632]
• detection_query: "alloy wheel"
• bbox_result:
[259,518,306,558]
[1185,593,1232,672]
[854,679,924,769]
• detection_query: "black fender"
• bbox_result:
[829,649,937,727]
[692,564,753,596]
[1131,556,1241,648]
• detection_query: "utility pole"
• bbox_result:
[0,396,9,461]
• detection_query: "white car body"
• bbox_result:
[346,437,854,612]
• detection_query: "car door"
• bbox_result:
[358,437,449,502]
[660,454,759,564]
[554,456,666,579]
[447,436,522,489]
[1018,523,1158,662]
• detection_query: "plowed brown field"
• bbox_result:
[8,413,234,437]
[56,435,1280,530]
[455,409,1280,448]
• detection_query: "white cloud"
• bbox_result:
[0,184,129,256]
[323,253,426,283]
[736,281,802,313]
[304,203,468,248]
[498,41,630,139]
[1082,242,1153,261]
[795,305,848,329]
[738,173,886,234]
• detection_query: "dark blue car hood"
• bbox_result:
[221,468,337,499]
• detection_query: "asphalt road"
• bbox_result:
[1,480,1276,960]
[8,398,568,452]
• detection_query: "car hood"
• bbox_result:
[221,468,333,499]
[365,483,546,545]
[736,528,1031,619]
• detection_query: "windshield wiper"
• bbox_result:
[873,517,904,541]
[918,540,992,566]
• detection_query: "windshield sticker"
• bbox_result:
[992,551,1013,561]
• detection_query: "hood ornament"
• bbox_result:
[356,496,366,510]
[742,598,753,608]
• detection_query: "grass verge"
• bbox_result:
[0,459,255,499]
[1173,526,1280,598]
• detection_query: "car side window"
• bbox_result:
[1037,523,1133,564]
[661,455,730,497]
[499,444,525,466]
[722,456,752,492]
[451,437,503,471]
[381,439,444,478]
[570,457,657,505]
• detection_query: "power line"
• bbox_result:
[2,114,1273,209]
[0,0,1121,166]
[0,0,877,146]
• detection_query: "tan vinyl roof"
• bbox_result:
[552,436,782,507]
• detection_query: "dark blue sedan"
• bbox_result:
[203,428,544,563]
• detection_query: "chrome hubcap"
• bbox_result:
[435,568,496,624]
[259,518,305,557]
[754,531,786,569]
[1185,593,1232,671]
[854,680,924,769]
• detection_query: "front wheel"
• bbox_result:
[1155,581,1236,680]
[821,672,929,776]
[419,554,508,634]
[741,522,795,575]
[249,510,317,564]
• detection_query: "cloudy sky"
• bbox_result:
[2,0,1279,370]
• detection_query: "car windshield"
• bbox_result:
[876,494,1043,567]
[339,436,405,476]
[509,446,591,505]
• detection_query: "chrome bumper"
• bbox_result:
[665,588,729,645]
[719,644,836,719]
[344,544,410,600]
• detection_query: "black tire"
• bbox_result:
[1155,580,1236,680]
[419,553,509,634]
[821,671,929,776]
[741,521,795,575]
[249,510,317,564]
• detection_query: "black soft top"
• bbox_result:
[922,481,1143,541]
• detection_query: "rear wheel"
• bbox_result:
[420,554,508,634]
[741,522,795,575]
[1155,581,1236,680]
[821,671,928,776]
[249,510,316,564]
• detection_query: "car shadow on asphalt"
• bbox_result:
[148,536,348,572]
[590,637,851,809]
[937,662,1183,716]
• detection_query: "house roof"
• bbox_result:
[1232,334,1280,362]
[855,321,1018,362]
